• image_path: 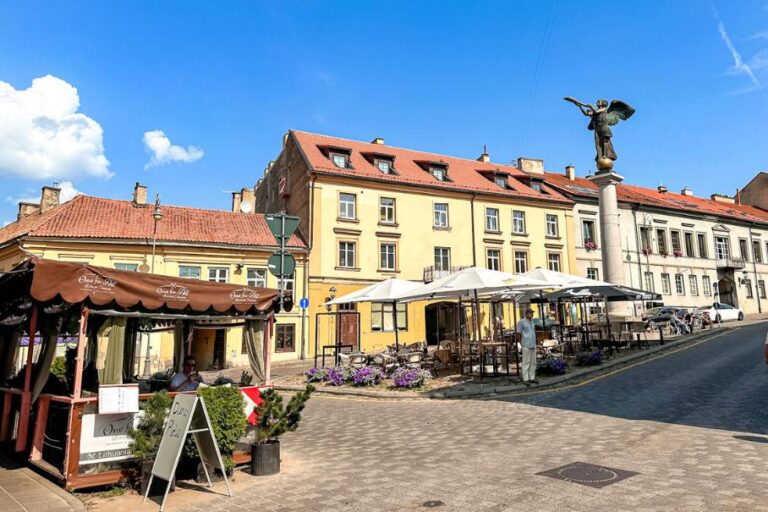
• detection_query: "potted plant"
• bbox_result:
[584,240,598,251]
[641,246,652,256]
[128,390,172,494]
[673,248,683,257]
[251,384,314,476]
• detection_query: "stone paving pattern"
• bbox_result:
[116,321,768,511]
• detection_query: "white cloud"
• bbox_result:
[0,75,111,180]
[715,16,761,87]
[143,130,204,169]
[747,31,768,40]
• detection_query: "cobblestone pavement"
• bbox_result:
[173,322,768,512]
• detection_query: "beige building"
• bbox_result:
[0,183,308,370]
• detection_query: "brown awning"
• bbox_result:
[26,258,285,314]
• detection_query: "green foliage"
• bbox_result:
[255,384,315,443]
[239,371,253,387]
[50,357,66,381]
[128,390,172,460]
[185,386,247,459]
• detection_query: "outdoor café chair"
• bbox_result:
[370,352,398,374]
[401,351,424,369]
[349,353,368,369]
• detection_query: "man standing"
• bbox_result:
[517,308,538,385]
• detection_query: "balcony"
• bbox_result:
[423,266,467,283]
[716,258,746,270]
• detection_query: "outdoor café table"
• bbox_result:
[480,342,507,377]
[433,348,453,366]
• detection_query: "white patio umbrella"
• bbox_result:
[325,278,422,350]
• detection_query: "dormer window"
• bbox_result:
[331,153,348,168]
[376,159,392,174]
[431,167,446,181]
[531,182,542,192]
[494,176,507,189]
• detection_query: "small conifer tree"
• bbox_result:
[254,384,314,443]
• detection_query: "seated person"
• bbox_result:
[169,356,204,392]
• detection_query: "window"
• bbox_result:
[546,214,558,237]
[745,279,754,298]
[247,268,267,287]
[759,280,766,299]
[583,220,596,245]
[715,236,730,259]
[684,232,695,257]
[331,153,348,168]
[739,239,749,261]
[754,240,763,263]
[208,267,228,283]
[379,243,396,270]
[494,176,506,188]
[531,182,542,192]
[379,197,396,224]
[674,274,685,295]
[547,253,561,272]
[656,229,668,255]
[275,324,295,353]
[434,247,451,271]
[586,268,599,280]
[430,167,446,181]
[486,249,501,271]
[114,263,138,271]
[371,303,407,332]
[697,233,708,258]
[670,230,681,254]
[339,241,356,268]
[689,275,699,296]
[375,159,392,174]
[433,203,449,228]
[514,251,528,274]
[640,227,652,252]
[282,272,295,300]
[661,273,671,295]
[512,211,526,234]
[702,275,712,296]
[485,208,500,232]
[643,272,655,292]
[179,265,201,279]
[339,193,356,219]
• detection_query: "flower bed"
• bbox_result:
[574,350,603,366]
[391,368,432,388]
[537,356,568,375]
[305,366,430,388]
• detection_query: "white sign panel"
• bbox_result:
[98,384,140,414]
[79,413,140,465]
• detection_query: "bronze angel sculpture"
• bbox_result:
[564,97,635,171]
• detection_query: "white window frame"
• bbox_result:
[247,268,267,287]
[715,236,730,259]
[434,247,451,271]
[702,275,712,296]
[583,220,597,245]
[547,253,561,272]
[643,272,655,292]
[512,211,526,234]
[208,267,229,283]
[371,303,408,332]
[338,241,356,269]
[689,275,699,296]
[546,214,558,237]
[674,274,685,295]
[433,203,449,228]
[331,152,348,168]
[339,193,356,220]
[375,159,392,174]
[486,249,501,271]
[379,197,396,224]
[114,263,139,272]
[661,273,671,295]
[430,167,446,181]
[179,265,201,279]
[586,268,599,280]
[513,251,528,274]
[379,243,396,271]
[485,208,500,232]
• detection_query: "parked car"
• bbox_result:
[695,303,744,323]
[642,306,679,323]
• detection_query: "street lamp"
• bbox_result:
[144,194,163,378]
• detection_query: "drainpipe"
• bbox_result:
[631,205,644,292]
[470,193,477,267]
[301,174,317,360]
[749,223,762,313]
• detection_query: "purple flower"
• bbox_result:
[305,367,327,383]
[391,368,432,388]
[351,367,384,386]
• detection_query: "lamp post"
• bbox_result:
[143,194,163,378]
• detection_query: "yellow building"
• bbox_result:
[254,131,576,355]
[0,184,308,370]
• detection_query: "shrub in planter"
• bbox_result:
[304,367,327,383]
[351,367,384,386]
[128,390,172,494]
[391,368,432,388]
[574,350,603,366]
[251,384,314,476]
[537,356,568,376]
[50,356,67,382]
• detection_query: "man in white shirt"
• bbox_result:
[517,308,538,385]
[169,356,204,392]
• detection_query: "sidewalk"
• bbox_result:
[0,456,83,512]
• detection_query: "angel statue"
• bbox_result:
[564,97,635,171]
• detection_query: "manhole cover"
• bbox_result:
[422,500,445,508]
[537,462,639,488]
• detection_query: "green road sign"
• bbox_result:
[265,214,300,241]
[268,253,296,277]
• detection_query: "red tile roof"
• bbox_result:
[543,173,768,225]
[0,195,306,249]
[290,130,572,205]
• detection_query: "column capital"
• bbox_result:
[587,171,625,187]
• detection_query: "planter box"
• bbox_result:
[251,440,280,476]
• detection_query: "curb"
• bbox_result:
[273,326,735,401]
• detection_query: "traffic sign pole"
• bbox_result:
[279,212,285,311]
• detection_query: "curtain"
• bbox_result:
[102,317,127,385]
[243,319,265,384]
[32,315,63,401]
[173,320,185,372]
[0,327,20,384]
[122,319,138,381]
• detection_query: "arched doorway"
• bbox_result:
[425,302,466,346]
[717,277,736,307]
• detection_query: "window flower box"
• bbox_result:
[584,240,598,251]
[641,247,652,256]
[673,249,683,257]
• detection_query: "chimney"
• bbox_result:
[735,188,741,205]
[657,184,668,194]
[517,157,544,175]
[40,185,61,213]
[711,193,735,204]
[371,137,385,145]
[240,187,255,213]
[565,164,575,181]
[477,145,490,163]
[17,202,40,221]
[133,183,148,206]
[681,187,694,196]
[231,192,242,212]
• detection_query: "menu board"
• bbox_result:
[98,384,140,414]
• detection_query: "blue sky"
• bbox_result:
[1,1,767,224]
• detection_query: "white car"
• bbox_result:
[696,303,744,323]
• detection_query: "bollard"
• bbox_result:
[658,325,664,345]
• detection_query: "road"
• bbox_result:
[167,322,768,512]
